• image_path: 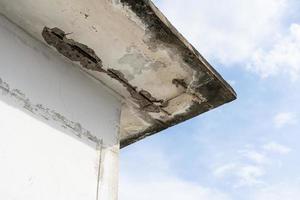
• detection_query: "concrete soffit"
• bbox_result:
[0,0,236,148]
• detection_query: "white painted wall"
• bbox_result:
[0,15,121,200]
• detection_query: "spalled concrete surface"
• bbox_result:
[42,27,164,114]
[0,0,236,147]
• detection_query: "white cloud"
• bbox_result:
[212,141,291,188]
[120,175,231,200]
[263,142,291,155]
[213,147,267,187]
[273,112,297,128]
[248,23,300,80]
[213,163,265,187]
[235,165,265,187]
[240,150,267,164]
[213,141,293,189]
[155,0,300,80]
[120,144,231,200]
[254,183,300,200]
[156,0,286,63]
[213,163,238,178]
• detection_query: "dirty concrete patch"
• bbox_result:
[118,51,166,80]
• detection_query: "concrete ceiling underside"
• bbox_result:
[0,0,236,148]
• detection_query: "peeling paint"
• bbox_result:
[0,77,99,144]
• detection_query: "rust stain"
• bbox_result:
[42,27,167,113]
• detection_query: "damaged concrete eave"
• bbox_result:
[0,0,236,148]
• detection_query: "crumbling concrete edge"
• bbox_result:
[119,0,236,99]
[119,0,237,148]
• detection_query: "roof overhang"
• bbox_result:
[0,0,236,148]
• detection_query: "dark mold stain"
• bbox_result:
[42,27,166,113]
[172,78,188,89]
[120,0,236,100]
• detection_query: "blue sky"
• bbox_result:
[120,0,300,199]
